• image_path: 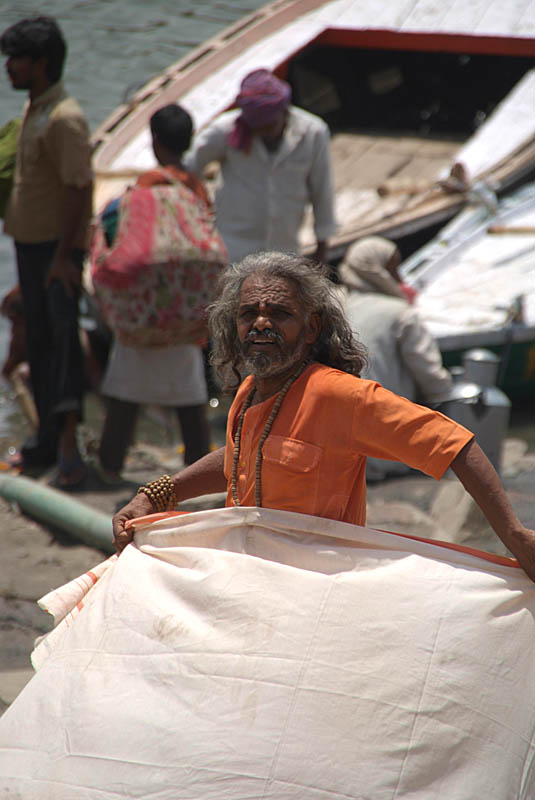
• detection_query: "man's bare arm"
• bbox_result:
[112,446,227,552]
[313,240,328,265]
[451,438,535,581]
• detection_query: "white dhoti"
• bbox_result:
[1,507,533,799]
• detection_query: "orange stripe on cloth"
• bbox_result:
[379,528,520,568]
[126,509,519,569]
[125,510,189,531]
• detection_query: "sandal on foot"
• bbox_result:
[52,455,87,491]
[93,461,125,487]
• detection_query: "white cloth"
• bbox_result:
[184,106,337,261]
[0,506,533,799]
[344,291,453,480]
[100,339,207,406]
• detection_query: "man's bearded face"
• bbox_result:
[242,327,309,378]
[236,274,319,379]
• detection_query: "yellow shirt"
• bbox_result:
[224,363,474,525]
[4,81,92,248]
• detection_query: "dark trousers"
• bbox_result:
[16,241,85,465]
[99,397,211,474]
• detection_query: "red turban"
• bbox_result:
[228,69,291,152]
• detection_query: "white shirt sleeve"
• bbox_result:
[397,307,453,403]
[306,121,337,241]
[183,116,231,175]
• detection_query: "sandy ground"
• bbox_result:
[1,434,535,716]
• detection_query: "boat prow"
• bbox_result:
[91,0,535,257]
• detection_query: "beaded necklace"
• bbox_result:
[231,361,309,507]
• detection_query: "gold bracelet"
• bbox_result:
[137,474,177,512]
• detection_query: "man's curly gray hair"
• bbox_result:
[208,251,368,392]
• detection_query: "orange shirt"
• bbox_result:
[224,363,474,525]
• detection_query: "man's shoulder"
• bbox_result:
[49,94,87,124]
[206,109,240,134]
[187,110,238,161]
[45,95,90,148]
[306,363,366,396]
[289,105,329,134]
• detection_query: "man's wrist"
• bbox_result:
[137,474,177,512]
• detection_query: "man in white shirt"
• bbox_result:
[184,69,336,263]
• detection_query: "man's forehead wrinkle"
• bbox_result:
[241,273,296,290]
[239,276,301,308]
[239,298,294,311]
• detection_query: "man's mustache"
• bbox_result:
[245,329,283,345]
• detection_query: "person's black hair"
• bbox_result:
[150,104,193,155]
[0,17,66,83]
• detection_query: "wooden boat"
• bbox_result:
[91,0,535,259]
[400,182,535,398]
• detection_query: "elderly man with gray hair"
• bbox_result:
[111,250,535,584]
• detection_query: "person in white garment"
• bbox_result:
[97,104,213,483]
[340,235,453,481]
[184,68,337,263]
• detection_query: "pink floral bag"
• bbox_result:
[90,178,227,347]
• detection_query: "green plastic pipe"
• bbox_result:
[0,473,114,554]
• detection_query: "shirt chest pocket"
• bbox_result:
[20,111,52,171]
[20,134,44,171]
[276,151,309,194]
[261,435,323,514]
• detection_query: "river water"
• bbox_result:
[0,0,267,454]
